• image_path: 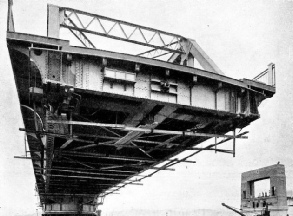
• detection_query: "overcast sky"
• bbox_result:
[0,0,293,215]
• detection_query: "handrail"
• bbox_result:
[253,63,275,87]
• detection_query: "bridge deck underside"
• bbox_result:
[7,38,271,204]
[21,90,257,200]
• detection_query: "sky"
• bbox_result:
[0,0,293,215]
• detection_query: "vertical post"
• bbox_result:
[215,82,222,111]
[24,133,27,157]
[215,91,217,110]
[60,52,63,83]
[190,75,197,106]
[233,130,236,157]
[70,112,73,137]
[189,86,192,106]
[28,47,32,105]
[267,63,275,87]
[186,53,194,67]
[7,0,15,32]
[47,4,62,38]
[245,91,251,115]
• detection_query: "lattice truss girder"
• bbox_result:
[59,7,185,59]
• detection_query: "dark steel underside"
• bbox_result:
[7,32,274,207]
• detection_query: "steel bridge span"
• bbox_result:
[7,2,275,215]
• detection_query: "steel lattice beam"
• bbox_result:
[59,7,185,56]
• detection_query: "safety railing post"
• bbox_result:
[267,63,275,87]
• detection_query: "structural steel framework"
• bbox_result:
[7,1,275,215]
[60,7,185,55]
[48,5,224,75]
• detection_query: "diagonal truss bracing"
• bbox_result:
[59,7,185,58]
[46,5,224,73]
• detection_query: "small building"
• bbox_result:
[241,164,288,216]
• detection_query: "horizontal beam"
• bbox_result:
[165,131,249,168]
[47,120,125,128]
[34,167,140,177]
[14,156,44,160]
[14,156,33,159]
[48,179,143,186]
[59,6,185,54]
[60,7,184,39]
[51,166,138,174]
[22,129,210,154]
[62,156,96,169]
[189,147,233,154]
[148,166,174,171]
[101,159,177,196]
[54,159,175,172]
[40,180,113,185]
[41,183,119,188]
[19,128,119,140]
[61,25,184,55]
[39,193,97,196]
[53,158,136,168]
[170,158,196,163]
[53,156,175,171]
[47,120,248,139]
[147,135,181,154]
[21,128,190,151]
[46,174,126,181]
[47,185,110,190]
[59,150,155,163]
